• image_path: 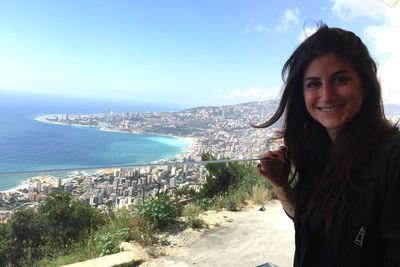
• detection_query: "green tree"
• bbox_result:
[138,195,180,228]
[38,190,102,249]
[200,152,242,197]
[6,208,47,265]
[237,161,270,194]
[0,223,11,265]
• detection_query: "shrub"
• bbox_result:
[199,153,240,197]
[129,214,157,246]
[214,195,238,211]
[113,260,142,267]
[250,184,272,204]
[157,235,171,246]
[196,197,215,211]
[5,208,47,265]
[187,216,207,229]
[95,226,130,256]
[213,186,247,211]
[93,209,131,256]
[199,153,265,199]
[38,190,103,249]
[112,209,133,232]
[181,203,204,217]
[36,239,99,266]
[176,185,197,199]
[138,196,180,228]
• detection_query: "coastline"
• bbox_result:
[35,115,92,128]
[0,115,199,193]
[35,115,199,160]
[1,182,29,193]
[1,173,66,194]
[0,170,95,194]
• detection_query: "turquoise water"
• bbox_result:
[0,94,190,191]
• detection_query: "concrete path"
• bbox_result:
[62,251,136,267]
[141,200,295,267]
[63,201,295,267]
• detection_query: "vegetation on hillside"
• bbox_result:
[0,154,272,266]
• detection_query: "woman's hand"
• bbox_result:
[257,146,295,218]
[256,146,290,189]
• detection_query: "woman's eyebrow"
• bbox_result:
[303,76,319,81]
[304,70,349,81]
[330,70,349,77]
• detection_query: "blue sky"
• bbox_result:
[0,0,399,107]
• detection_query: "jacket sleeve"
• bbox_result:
[381,142,400,266]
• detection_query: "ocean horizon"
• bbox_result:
[0,94,191,192]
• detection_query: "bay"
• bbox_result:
[0,93,190,191]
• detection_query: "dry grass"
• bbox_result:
[181,203,204,217]
[250,184,273,205]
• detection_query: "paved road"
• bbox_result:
[142,200,295,267]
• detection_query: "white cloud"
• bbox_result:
[364,17,400,104]
[377,54,400,104]
[331,0,400,103]
[245,19,269,33]
[227,85,280,102]
[364,24,399,55]
[256,25,269,32]
[245,19,255,33]
[331,0,386,20]
[247,8,300,34]
[276,8,300,31]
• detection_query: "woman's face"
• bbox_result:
[303,53,364,140]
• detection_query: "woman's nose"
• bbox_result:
[320,83,336,101]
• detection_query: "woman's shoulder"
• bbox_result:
[362,129,400,175]
[382,129,400,154]
[377,130,400,183]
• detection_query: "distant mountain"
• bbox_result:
[211,101,400,117]
[185,99,279,112]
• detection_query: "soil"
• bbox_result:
[138,200,295,267]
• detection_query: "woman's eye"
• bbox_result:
[304,81,320,90]
[333,75,348,85]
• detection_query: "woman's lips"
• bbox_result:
[317,104,344,112]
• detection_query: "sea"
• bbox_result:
[0,93,192,192]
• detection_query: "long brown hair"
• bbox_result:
[255,23,396,236]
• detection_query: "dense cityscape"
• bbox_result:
[0,100,281,223]
[37,100,281,161]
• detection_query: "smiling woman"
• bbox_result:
[302,53,365,140]
[1,1,400,266]
[255,23,400,266]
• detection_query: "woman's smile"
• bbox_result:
[303,53,364,140]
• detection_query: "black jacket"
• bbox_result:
[293,134,400,267]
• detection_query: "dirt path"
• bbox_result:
[140,200,295,267]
